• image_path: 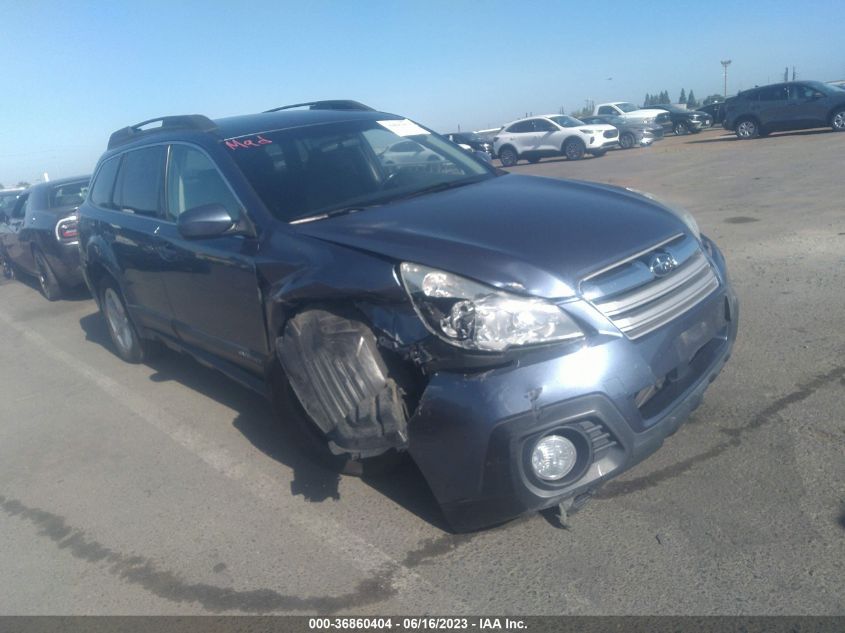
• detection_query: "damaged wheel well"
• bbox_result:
[274,305,425,460]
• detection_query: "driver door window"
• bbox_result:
[166,145,240,221]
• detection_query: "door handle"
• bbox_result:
[157,243,181,262]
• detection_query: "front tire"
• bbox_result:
[619,132,635,149]
[99,278,148,363]
[34,250,62,301]
[735,118,759,139]
[498,146,518,167]
[673,121,690,135]
[831,108,845,132]
[563,138,585,160]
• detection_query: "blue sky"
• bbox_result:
[1,0,843,185]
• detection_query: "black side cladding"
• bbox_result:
[277,309,409,458]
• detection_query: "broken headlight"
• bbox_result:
[399,263,584,352]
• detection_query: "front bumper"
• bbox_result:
[408,239,738,531]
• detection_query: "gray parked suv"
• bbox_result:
[723,80,845,139]
[77,103,738,531]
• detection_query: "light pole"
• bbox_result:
[721,60,732,97]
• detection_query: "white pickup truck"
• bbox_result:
[593,102,670,126]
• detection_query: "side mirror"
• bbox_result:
[177,203,236,239]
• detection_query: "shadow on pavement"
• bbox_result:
[78,312,450,531]
[686,128,833,144]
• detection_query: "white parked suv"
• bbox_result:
[493,115,619,166]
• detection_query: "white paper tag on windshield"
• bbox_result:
[378,119,429,136]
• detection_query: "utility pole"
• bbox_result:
[721,59,732,97]
[792,66,796,81]
[784,67,789,82]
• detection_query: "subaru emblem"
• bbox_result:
[649,252,678,277]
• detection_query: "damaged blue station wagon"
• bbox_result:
[77,100,738,531]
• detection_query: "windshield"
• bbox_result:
[616,102,638,113]
[0,191,20,211]
[225,119,493,222]
[549,115,584,128]
[807,80,840,94]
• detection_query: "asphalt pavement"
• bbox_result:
[1,127,843,615]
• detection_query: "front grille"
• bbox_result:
[603,129,618,138]
[581,234,720,339]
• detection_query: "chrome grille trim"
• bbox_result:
[598,252,709,317]
[581,234,720,339]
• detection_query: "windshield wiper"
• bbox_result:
[289,205,375,225]
[391,175,488,202]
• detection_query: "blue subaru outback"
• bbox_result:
[77,100,738,531]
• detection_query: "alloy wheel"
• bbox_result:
[833,111,845,130]
[737,120,757,138]
[104,287,134,354]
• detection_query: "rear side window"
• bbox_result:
[47,180,89,209]
[506,121,533,133]
[90,157,121,209]
[114,146,166,217]
[166,145,240,221]
[757,85,787,101]
[597,106,616,115]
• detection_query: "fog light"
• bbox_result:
[531,434,577,481]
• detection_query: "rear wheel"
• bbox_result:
[735,118,759,139]
[499,146,518,167]
[563,138,585,160]
[619,132,635,149]
[831,108,845,131]
[34,250,62,301]
[99,278,149,363]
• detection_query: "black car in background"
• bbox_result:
[444,132,494,156]
[0,188,23,219]
[646,104,710,134]
[698,102,726,125]
[579,115,664,149]
[723,80,845,139]
[0,176,89,299]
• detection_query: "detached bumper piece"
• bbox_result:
[277,309,409,458]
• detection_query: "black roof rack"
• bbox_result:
[108,114,217,150]
[263,100,375,113]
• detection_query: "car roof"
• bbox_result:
[213,109,401,140]
[27,175,90,191]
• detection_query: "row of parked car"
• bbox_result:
[472,80,845,166]
[481,100,715,166]
[0,98,739,531]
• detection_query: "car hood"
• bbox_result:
[294,175,689,299]
[619,108,667,120]
[574,124,616,133]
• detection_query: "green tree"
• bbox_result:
[659,91,669,104]
[687,90,698,108]
[679,88,686,104]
